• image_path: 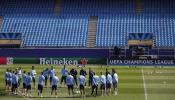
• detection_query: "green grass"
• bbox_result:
[0,64,175,100]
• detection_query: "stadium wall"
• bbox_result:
[12,57,106,65]
[0,49,109,58]
[0,49,108,65]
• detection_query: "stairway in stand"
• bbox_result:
[0,16,4,29]
[135,0,144,13]
[54,0,62,14]
[86,16,98,48]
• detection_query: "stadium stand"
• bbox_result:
[96,14,175,47]
[0,17,88,47]
[0,0,175,48]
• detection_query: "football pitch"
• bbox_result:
[0,64,175,100]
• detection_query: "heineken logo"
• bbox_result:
[40,58,78,65]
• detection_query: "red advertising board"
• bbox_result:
[0,57,7,64]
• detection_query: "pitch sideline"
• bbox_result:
[142,68,148,100]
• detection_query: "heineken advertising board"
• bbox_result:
[12,58,106,65]
[3,57,175,66]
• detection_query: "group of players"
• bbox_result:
[5,65,118,98]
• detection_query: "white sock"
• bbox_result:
[114,91,117,95]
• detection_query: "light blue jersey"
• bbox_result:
[23,74,27,84]
[26,75,32,86]
[52,76,59,86]
[78,75,86,85]
[106,74,112,84]
[12,74,18,84]
[38,75,45,85]
[61,68,68,76]
[49,69,55,78]
[92,75,99,86]
[66,75,74,85]
[8,72,12,82]
[100,75,106,85]
[43,70,49,77]
[12,73,15,83]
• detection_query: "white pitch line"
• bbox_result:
[22,95,34,100]
[26,97,33,100]
[18,91,33,100]
[142,68,148,100]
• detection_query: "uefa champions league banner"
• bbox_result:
[108,59,175,66]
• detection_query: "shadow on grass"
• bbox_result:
[0,89,9,96]
[0,89,23,98]
[13,94,100,99]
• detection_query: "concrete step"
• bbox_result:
[89,27,97,29]
[88,30,97,32]
[87,39,96,41]
[88,31,96,33]
[88,35,96,38]
[88,34,96,36]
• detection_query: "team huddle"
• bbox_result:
[4,65,118,98]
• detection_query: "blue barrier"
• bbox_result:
[0,49,109,58]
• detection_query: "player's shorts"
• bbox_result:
[92,85,98,90]
[67,85,73,91]
[23,83,26,89]
[79,85,84,90]
[106,83,111,88]
[61,76,67,83]
[27,85,31,90]
[38,84,43,91]
[89,77,93,82]
[32,77,35,83]
[113,82,118,88]
[12,83,15,89]
[100,84,105,90]
[8,81,12,86]
[5,79,8,85]
[50,77,53,82]
[44,76,48,81]
[18,80,20,86]
[13,83,18,88]
[52,85,57,90]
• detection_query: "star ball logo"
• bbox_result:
[81,58,88,66]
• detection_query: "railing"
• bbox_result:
[109,46,175,60]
